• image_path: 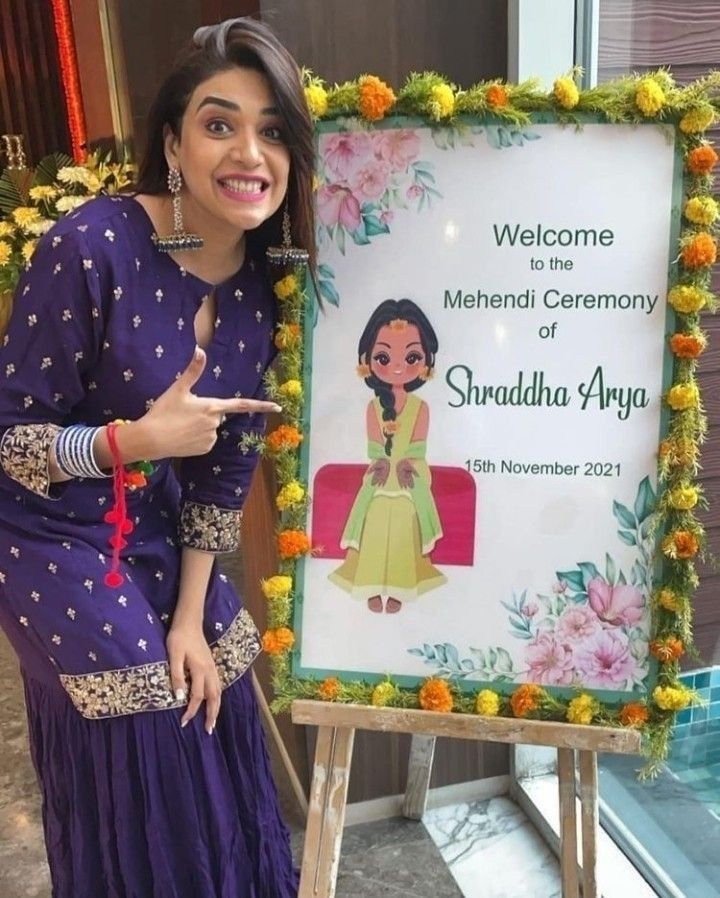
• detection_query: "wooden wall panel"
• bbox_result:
[600,0,720,666]
[0,0,71,166]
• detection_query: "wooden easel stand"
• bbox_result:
[292,700,642,898]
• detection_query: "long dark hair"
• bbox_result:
[358,299,438,455]
[134,18,316,271]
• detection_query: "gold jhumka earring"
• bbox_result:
[152,167,203,252]
[266,204,309,267]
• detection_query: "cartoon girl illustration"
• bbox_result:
[329,299,446,612]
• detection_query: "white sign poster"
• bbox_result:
[295,118,679,700]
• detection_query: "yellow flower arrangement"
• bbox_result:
[428,83,455,120]
[474,689,500,716]
[0,222,15,238]
[276,481,305,511]
[28,185,58,202]
[358,75,395,121]
[418,677,453,712]
[635,79,665,116]
[261,575,293,601]
[371,681,397,707]
[273,274,299,301]
[278,379,302,399]
[21,240,37,263]
[668,485,699,510]
[679,105,715,133]
[12,207,41,228]
[661,529,700,559]
[666,383,699,410]
[318,677,341,700]
[305,84,328,118]
[553,76,579,110]
[0,241,11,267]
[567,694,598,725]
[684,196,718,226]
[667,285,708,314]
[653,685,691,711]
[656,588,682,613]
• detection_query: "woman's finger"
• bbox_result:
[168,652,187,703]
[181,673,205,727]
[216,398,282,415]
[205,680,221,735]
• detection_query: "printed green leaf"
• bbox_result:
[578,562,601,588]
[605,552,617,585]
[618,530,637,546]
[556,570,585,592]
[634,476,656,524]
[318,279,340,307]
[613,500,636,530]
[363,214,390,237]
[495,647,514,673]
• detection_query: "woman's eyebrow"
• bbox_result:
[196,96,279,115]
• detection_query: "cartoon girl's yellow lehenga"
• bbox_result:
[329,394,446,601]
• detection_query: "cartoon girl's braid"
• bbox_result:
[374,380,397,455]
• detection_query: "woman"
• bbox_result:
[0,18,313,898]
[329,299,446,613]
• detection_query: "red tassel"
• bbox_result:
[103,422,127,588]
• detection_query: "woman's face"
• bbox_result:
[369,321,425,386]
[165,66,290,239]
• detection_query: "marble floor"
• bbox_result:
[0,626,563,898]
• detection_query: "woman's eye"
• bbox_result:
[406,352,423,365]
[206,119,231,135]
[263,125,284,141]
[373,352,390,366]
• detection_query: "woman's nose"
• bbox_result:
[231,128,262,166]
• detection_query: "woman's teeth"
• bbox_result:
[222,179,265,194]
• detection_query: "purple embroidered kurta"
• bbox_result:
[0,195,298,898]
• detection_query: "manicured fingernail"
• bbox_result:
[206,725,214,736]
[194,346,203,361]
[272,404,282,412]
[175,688,186,702]
[181,719,188,728]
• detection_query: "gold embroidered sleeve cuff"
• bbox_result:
[179,500,242,553]
[0,423,62,498]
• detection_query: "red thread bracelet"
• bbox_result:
[103,422,134,588]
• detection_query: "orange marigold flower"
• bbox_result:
[318,677,341,700]
[510,683,545,718]
[486,84,508,109]
[274,323,301,350]
[650,637,684,662]
[670,333,706,359]
[687,144,718,175]
[681,232,717,269]
[418,677,453,712]
[277,529,310,559]
[358,75,395,121]
[662,530,700,560]
[265,424,303,453]
[262,627,295,655]
[619,702,649,727]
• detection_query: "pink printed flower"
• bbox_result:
[321,132,373,181]
[521,602,539,618]
[317,184,362,231]
[587,578,645,628]
[379,210,394,226]
[556,605,601,642]
[349,159,391,201]
[374,129,421,172]
[573,628,638,688]
[552,580,568,595]
[406,184,423,200]
[525,633,575,685]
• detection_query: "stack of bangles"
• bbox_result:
[54,421,155,587]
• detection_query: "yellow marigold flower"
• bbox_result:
[668,485,699,510]
[475,689,500,716]
[662,529,699,560]
[418,677,453,712]
[0,241,11,266]
[657,588,682,613]
[318,677,341,700]
[21,239,37,263]
[0,221,15,238]
[261,575,293,601]
[567,694,597,725]
[273,274,298,301]
[428,83,455,120]
[679,106,716,134]
[305,84,328,118]
[553,76,579,110]
[684,196,719,227]
[653,684,691,711]
[28,185,58,202]
[666,383,699,411]
[358,75,395,121]
[371,681,397,707]
[276,480,305,511]
[12,206,41,228]
[667,285,707,314]
[278,379,302,399]
[635,79,665,117]
[681,232,717,269]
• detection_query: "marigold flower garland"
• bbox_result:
[246,68,720,777]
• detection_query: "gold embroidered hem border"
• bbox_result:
[0,422,62,498]
[59,607,261,719]
[179,500,242,553]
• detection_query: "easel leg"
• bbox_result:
[578,750,598,898]
[402,734,436,820]
[557,747,579,898]
[299,725,355,898]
